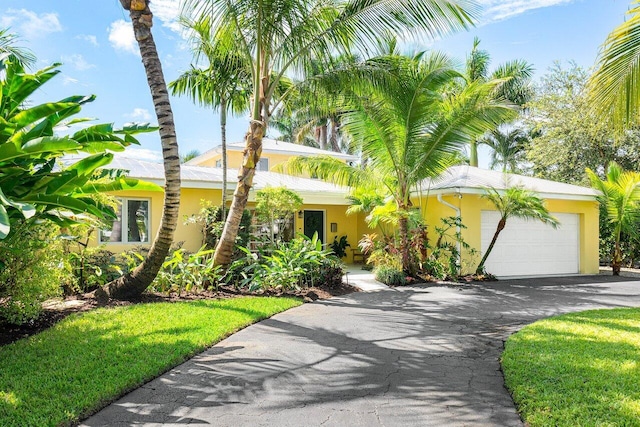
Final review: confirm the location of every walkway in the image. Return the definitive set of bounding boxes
[83,275,640,426]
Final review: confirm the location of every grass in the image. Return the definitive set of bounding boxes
[502,307,640,427]
[0,296,301,427]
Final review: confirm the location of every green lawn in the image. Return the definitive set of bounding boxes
[502,307,640,426]
[0,297,301,427]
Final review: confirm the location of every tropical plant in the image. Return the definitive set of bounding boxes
[526,62,640,185]
[587,162,640,275]
[170,15,251,218]
[151,246,222,294]
[0,28,35,68]
[424,216,476,280]
[224,233,337,290]
[185,200,253,252]
[480,127,530,173]
[181,0,482,267]
[103,1,182,300]
[589,1,640,130]
[463,37,534,166]
[330,235,351,258]
[374,265,407,286]
[254,187,303,242]
[0,60,160,240]
[282,52,515,272]
[476,187,559,275]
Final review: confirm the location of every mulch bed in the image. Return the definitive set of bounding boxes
[0,282,358,347]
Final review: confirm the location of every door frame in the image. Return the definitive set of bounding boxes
[302,209,326,244]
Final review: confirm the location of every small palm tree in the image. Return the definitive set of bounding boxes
[0,28,35,68]
[480,127,530,173]
[476,187,559,275]
[589,2,640,129]
[587,162,640,275]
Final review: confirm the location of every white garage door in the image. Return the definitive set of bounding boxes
[480,211,580,277]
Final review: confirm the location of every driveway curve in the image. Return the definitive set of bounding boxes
[83,276,640,426]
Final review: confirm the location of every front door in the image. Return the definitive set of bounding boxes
[303,210,325,244]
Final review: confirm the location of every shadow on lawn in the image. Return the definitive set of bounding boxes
[82,276,640,426]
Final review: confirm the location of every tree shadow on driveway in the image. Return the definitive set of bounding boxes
[82,276,640,427]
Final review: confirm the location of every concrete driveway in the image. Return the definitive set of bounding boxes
[82,276,640,426]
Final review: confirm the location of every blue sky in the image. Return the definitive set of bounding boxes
[0,0,632,166]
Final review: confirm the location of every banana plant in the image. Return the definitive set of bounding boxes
[0,59,161,238]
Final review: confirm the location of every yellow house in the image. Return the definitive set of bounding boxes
[98,142,600,277]
[417,166,600,277]
[97,149,368,264]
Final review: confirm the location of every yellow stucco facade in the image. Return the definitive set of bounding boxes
[418,193,600,275]
[94,187,369,264]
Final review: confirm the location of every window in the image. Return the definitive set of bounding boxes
[99,199,150,244]
[257,158,269,171]
[215,159,222,168]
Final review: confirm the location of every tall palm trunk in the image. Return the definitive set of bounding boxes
[476,217,506,274]
[220,97,228,219]
[613,227,622,275]
[330,118,340,152]
[103,0,181,300]
[469,139,479,167]
[398,213,410,273]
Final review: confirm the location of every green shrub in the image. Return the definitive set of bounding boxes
[374,266,407,286]
[151,247,223,294]
[225,233,344,291]
[329,235,351,258]
[0,222,72,324]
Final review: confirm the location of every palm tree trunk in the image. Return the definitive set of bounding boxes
[330,118,340,152]
[613,235,622,276]
[470,139,479,167]
[398,207,410,273]
[213,118,265,265]
[220,98,228,220]
[476,217,506,274]
[319,123,328,150]
[102,0,181,300]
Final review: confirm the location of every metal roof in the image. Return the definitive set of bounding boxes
[420,166,598,200]
[107,157,350,204]
[186,138,358,165]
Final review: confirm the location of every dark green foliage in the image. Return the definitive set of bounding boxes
[424,216,476,280]
[225,233,344,291]
[151,247,223,294]
[330,235,351,258]
[374,266,407,286]
[0,60,160,239]
[187,201,252,254]
[0,221,72,324]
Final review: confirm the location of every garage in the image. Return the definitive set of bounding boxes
[480,211,580,277]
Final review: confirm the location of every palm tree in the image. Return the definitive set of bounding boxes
[587,162,640,275]
[476,187,559,275]
[589,2,640,130]
[480,127,530,173]
[169,15,250,219]
[464,37,534,166]
[182,0,481,266]
[0,28,35,68]
[102,0,182,300]
[281,52,515,272]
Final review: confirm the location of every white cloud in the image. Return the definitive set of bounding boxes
[149,0,182,33]
[61,54,95,71]
[0,9,62,39]
[115,148,163,163]
[76,34,98,47]
[478,0,574,23]
[126,108,153,121]
[62,76,79,86]
[108,20,138,55]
